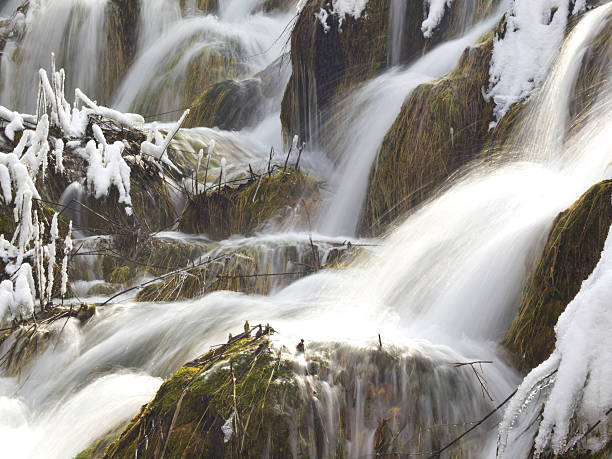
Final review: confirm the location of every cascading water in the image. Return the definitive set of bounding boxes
[113,1,292,118]
[1,0,611,458]
[317,11,502,236]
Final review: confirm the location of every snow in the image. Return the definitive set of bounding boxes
[140,109,189,170]
[14,263,35,317]
[0,61,193,321]
[221,412,235,443]
[486,0,576,123]
[76,89,144,130]
[86,139,133,214]
[309,0,368,31]
[0,106,25,141]
[0,280,14,320]
[498,224,612,457]
[422,0,453,38]
[0,164,12,203]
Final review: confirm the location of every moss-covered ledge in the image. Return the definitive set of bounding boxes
[178,169,321,239]
[360,33,495,235]
[504,180,612,371]
[102,325,301,458]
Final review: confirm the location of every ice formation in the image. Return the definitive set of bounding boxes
[0,64,184,322]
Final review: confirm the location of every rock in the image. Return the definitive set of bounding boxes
[185,56,291,130]
[569,14,612,121]
[184,79,266,130]
[103,327,301,458]
[504,180,612,371]
[280,0,392,145]
[280,0,498,146]
[104,328,491,457]
[360,32,496,235]
[178,169,321,239]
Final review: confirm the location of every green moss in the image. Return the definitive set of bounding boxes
[136,238,321,302]
[178,169,320,239]
[103,326,301,458]
[107,266,131,285]
[504,180,612,371]
[179,0,218,14]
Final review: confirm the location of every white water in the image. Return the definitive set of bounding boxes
[0,1,611,458]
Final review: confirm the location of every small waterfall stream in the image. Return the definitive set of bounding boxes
[0,1,611,458]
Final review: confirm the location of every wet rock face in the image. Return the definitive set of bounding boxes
[185,79,266,130]
[279,0,499,147]
[186,55,291,130]
[280,0,393,145]
[504,180,612,371]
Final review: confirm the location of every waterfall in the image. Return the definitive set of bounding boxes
[387,0,408,66]
[0,1,611,458]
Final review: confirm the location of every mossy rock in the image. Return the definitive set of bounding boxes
[260,0,295,13]
[107,266,131,285]
[74,425,124,459]
[184,79,265,130]
[103,326,302,458]
[178,169,321,239]
[504,180,612,371]
[93,237,208,286]
[185,55,290,130]
[103,327,490,458]
[127,35,246,120]
[360,33,495,235]
[280,0,498,145]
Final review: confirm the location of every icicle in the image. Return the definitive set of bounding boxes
[0,279,15,321]
[0,164,12,204]
[45,213,58,303]
[53,138,64,173]
[60,221,72,297]
[14,263,35,317]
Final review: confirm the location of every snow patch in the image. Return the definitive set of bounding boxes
[498,223,612,456]
[422,0,454,38]
[486,0,580,123]
[309,0,369,32]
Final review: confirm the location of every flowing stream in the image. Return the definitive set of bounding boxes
[0,1,611,458]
